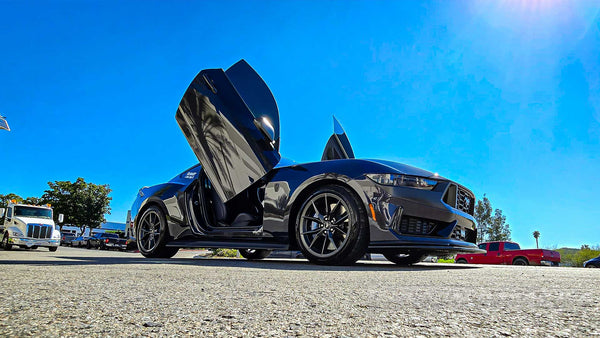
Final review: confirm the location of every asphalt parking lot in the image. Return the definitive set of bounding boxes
[0,247,598,337]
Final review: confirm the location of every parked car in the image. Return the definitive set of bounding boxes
[583,255,600,268]
[87,233,127,250]
[71,236,90,248]
[455,241,560,266]
[60,233,77,246]
[130,60,484,265]
[125,237,138,251]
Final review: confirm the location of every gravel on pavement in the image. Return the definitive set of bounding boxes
[0,247,598,337]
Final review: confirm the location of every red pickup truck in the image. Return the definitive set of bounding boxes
[455,241,560,266]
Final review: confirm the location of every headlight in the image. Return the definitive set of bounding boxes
[366,173,438,190]
[11,231,22,237]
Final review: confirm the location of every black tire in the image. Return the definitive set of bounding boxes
[384,252,427,266]
[31,246,38,250]
[238,249,272,260]
[136,205,179,258]
[295,185,369,265]
[2,233,12,251]
[49,247,58,252]
[456,258,468,264]
[513,258,528,266]
[86,241,92,249]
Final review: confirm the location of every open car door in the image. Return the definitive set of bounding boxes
[321,116,355,161]
[176,60,281,202]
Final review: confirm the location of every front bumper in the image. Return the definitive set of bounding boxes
[362,179,479,247]
[368,237,486,254]
[11,237,60,248]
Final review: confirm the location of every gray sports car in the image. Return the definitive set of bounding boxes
[131,60,484,265]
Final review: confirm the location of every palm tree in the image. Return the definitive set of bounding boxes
[533,230,541,249]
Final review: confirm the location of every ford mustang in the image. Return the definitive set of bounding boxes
[131,60,484,265]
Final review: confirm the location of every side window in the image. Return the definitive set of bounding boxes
[488,242,500,251]
[7,207,12,220]
[478,243,487,250]
[504,242,520,250]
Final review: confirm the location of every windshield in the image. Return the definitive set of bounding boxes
[14,206,52,219]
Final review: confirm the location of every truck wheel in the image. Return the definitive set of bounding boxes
[383,252,427,266]
[239,249,272,260]
[49,247,57,252]
[2,234,11,251]
[136,205,179,258]
[513,258,528,265]
[86,241,92,249]
[455,258,468,264]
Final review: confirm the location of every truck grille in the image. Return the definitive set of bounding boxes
[26,224,52,239]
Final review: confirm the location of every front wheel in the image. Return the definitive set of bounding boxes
[136,206,179,258]
[295,185,369,265]
[2,234,12,250]
[49,247,58,252]
[238,249,272,260]
[455,258,468,264]
[383,252,427,266]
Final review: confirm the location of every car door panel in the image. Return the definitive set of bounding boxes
[175,60,281,202]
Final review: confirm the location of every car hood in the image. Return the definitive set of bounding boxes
[15,216,55,226]
[363,159,440,178]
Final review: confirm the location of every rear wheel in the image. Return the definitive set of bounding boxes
[295,185,369,265]
[238,249,272,260]
[384,252,427,266]
[136,206,179,258]
[513,258,528,265]
[49,247,57,252]
[2,233,12,250]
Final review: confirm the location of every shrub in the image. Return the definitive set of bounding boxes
[557,247,600,267]
[211,248,239,257]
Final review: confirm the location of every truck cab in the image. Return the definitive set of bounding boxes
[0,202,63,251]
[455,241,560,266]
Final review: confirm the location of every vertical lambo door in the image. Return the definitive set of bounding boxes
[176,60,281,202]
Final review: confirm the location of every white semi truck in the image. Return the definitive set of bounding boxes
[0,202,63,251]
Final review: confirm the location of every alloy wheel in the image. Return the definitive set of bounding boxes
[138,209,162,252]
[298,192,352,258]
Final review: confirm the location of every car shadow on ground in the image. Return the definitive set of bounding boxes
[0,254,481,272]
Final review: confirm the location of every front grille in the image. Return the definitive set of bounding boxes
[393,216,437,235]
[456,188,474,215]
[26,224,52,239]
[451,225,477,243]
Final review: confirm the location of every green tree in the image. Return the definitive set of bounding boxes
[0,193,23,208]
[533,230,540,249]
[474,194,492,243]
[23,196,43,205]
[41,178,112,234]
[487,208,511,241]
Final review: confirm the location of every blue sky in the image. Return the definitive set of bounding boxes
[1,1,599,249]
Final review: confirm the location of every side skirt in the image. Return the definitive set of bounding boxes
[165,239,288,250]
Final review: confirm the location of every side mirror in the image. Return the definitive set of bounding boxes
[58,214,64,223]
[254,117,275,146]
[0,208,4,218]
